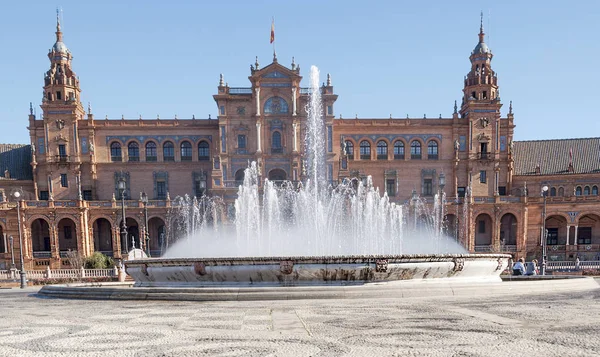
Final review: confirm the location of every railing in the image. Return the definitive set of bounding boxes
[150,250,163,257]
[33,251,51,258]
[501,245,517,252]
[300,87,311,94]
[229,87,253,94]
[546,260,600,271]
[0,268,117,281]
[474,245,493,252]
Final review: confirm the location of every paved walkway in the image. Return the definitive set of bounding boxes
[0,281,599,356]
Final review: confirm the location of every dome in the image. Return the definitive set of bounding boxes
[472,41,490,55]
[52,41,69,53]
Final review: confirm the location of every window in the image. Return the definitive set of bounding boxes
[60,174,68,187]
[480,143,489,159]
[163,142,174,161]
[110,142,122,162]
[264,96,289,114]
[593,186,599,195]
[386,179,395,196]
[546,228,558,245]
[483,90,487,99]
[181,141,192,161]
[427,141,438,160]
[198,141,210,161]
[39,191,49,200]
[219,106,225,115]
[498,186,506,196]
[471,91,476,99]
[58,144,67,158]
[345,140,354,160]
[393,141,405,160]
[157,181,166,199]
[423,178,433,196]
[359,141,371,160]
[238,135,247,149]
[47,92,52,101]
[83,190,92,200]
[558,187,564,196]
[56,91,62,100]
[550,187,557,196]
[410,141,421,160]
[478,220,486,234]
[64,226,72,240]
[128,142,139,162]
[272,132,282,153]
[584,186,590,195]
[376,141,388,160]
[457,187,466,198]
[480,170,487,184]
[578,227,592,245]
[146,142,157,162]
[327,105,333,115]
[576,186,582,196]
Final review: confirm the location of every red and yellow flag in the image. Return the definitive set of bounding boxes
[270,19,275,44]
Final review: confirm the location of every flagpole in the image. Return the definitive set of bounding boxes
[271,17,276,60]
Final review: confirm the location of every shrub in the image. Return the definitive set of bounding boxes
[84,252,115,269]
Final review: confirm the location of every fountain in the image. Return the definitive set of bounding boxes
[125,66,509,287]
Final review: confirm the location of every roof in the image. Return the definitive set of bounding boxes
[0,144,33,180]
[513,137,600,176]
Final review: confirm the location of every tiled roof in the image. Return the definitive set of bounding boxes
[514,137,600,176]
[0,144,33,180]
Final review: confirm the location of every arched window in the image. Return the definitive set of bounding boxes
[198,141,210,161]
[264,96,289,114]
[427,141,438,160]
[394,141,405,160]
[110,142,122,162]
[584,186,590,195]
[576,186,582,196]
[376,141,388,160]
[145,142,157,162]
[359,140,371,160]
[592,185,599,195]
[272,131,282,153]
[558,187,564,196]
[163,142,174,161]
[550,187,557,196]
[345,140,354,160]
[410,141,421,160]
[127,142,139,162]
[180,141,192,161]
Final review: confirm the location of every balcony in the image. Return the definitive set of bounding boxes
[271,148,283,154]
[33,251,52,259]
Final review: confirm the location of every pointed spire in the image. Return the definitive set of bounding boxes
[255,56,260,70]
[55,8,63,43]
[219,73,224,87]
[88,102,92,114]
[454,100,458,114]
[478,11,485,43]
[509,101,513,115]
[291,57,296,70]
[327,73,332,86]
[29,102,34,115]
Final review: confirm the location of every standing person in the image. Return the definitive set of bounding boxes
[575,257,581,270]
[525,259,538,276]
[512,258,526,276]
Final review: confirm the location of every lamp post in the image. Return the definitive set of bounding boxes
[8,235,15,269]
[541,185,549,275]
[118,177,128,256]
[12,190,26,289]
[141,191,150,257]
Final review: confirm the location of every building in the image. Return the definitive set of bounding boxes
[0,15,599,270]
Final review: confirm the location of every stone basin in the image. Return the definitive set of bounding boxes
[125,254,511,287]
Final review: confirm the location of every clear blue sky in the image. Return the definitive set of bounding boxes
[2,1,599,144]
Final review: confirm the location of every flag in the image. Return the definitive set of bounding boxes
[270,19,275,44]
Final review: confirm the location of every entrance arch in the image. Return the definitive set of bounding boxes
[545,215,568,245]
[92,218,113,255]
[57,218,77,253]
[500,213,518,246]
[118,218,140,251]
[235,169,245,186]
[31,218,51,256]
[474,214,493,248]
[577,214,600,246]
[148,217,166,256]
[268,168,287,182]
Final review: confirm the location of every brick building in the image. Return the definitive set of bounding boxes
[0,16,599,269]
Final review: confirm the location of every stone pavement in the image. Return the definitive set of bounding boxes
[0,281,599,357]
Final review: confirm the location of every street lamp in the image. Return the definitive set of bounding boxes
[12,190,26,289]
[541,185,549,275]
[141,191,150,257]
[118,177,128,256]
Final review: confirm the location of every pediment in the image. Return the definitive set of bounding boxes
[262,71,289,79]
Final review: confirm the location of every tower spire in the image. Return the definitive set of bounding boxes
[478,11,485,43]
[56,8,63,42]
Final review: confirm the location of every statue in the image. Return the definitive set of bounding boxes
[89,142,95,153]
[454,139,460,152]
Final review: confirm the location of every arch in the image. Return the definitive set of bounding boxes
[344,140,355,160]
[558,187,564,196]
[359,140,371,160]
[427,140,439,160]
[393,140,405,160]
[92,218,113,254]
[57,217,77,252]
[180,141,192,161]
[127,141,139,162]
[376,140,388,160]
[110,142,122,162]
[593,186,599,195]
[576,186,582,196]
[31,218,51,254]
[500,213,518,246]
[268,168,287,181]
[163,141,175,161]
[0,225,4,254]
[410,140,422,160]
[550,187,557,196]
[264,96,289,114]
[443,214,459,240]
[474,213,493,247]
[148,217,167,256]
[271,131,282,153]
[545,214,568,245]
[584,186,591,195]
[145,141,157,162]
[234,169,246,186]
[576,214,600,246]
[198,141,210,161]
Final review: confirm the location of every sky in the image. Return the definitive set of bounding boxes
[2,0,600,144]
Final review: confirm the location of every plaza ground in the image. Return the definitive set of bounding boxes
[0,280,599,356]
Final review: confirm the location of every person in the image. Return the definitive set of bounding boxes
[512,258,526,276]
[525,259,538,276]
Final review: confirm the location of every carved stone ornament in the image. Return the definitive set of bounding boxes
[375,259,388,273]
[236,106,246,115]
[56,119,65,130]
[453,258,465,272]
[496,258,504,271]
[193,262,207,276]
[479,117,489,128]
[279,261,294,275]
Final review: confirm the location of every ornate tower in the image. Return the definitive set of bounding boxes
[36,12,85,200]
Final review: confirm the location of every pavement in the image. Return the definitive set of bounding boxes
[0,280,599,356]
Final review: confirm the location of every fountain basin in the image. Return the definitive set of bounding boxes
[125,254,510,287]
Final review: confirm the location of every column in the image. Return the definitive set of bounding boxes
[256,123,262,152]
[566,225,570,246]
[574,225,578,246]
[292,123,298,152]
[255,87,260,114]
[292,87,297,116]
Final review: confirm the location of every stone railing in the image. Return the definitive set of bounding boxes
[546,260,600,271]
[0,267,118,281]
